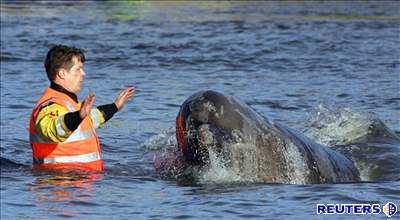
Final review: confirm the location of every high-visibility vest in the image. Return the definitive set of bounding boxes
[29,87,103,171]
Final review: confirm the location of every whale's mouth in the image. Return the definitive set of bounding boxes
[176,115,209,165]
[176,115,187,155]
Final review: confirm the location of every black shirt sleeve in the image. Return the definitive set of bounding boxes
[97,103,118,122]
[64,111,82,131]
[63,103,118,131]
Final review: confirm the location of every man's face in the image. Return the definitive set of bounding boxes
[64,56,85,93]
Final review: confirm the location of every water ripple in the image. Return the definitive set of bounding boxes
[2,1,399,219]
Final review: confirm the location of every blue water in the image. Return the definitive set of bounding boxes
[1,1,399,219]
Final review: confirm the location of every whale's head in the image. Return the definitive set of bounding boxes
[176,90,264,165]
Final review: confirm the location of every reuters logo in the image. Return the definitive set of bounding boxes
[383,202,397,218]
[317,202,397,217]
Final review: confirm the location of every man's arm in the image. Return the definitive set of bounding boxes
[35,87,134,143]
[88,86,135,128]
[34,103,73,142]
[95,103,118,127]
[35,102,119,142]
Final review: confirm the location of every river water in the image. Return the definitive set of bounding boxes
[1,1,399,219]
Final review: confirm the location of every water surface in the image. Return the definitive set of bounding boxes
[1,1,399,219]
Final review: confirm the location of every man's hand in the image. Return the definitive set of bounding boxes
[114,86,135,111]
[80,93,96,119]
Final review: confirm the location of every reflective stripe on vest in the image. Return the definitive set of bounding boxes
[30,128,94,144]
[33,152,101,164]
[55,116,67,137]
[64,100,76,112]
[65,126,94,143]
[90,109,101,129]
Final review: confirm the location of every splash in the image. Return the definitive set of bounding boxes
[303,104,400,182]
[283,141,309,184]
[198,146,244,185]
[148,128,260,184]
[143,127,176,151]
[304,104,393,146]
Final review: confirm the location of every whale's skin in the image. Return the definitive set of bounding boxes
[175,90,360,184]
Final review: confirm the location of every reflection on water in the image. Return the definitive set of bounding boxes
[1,1,399,219]
[30,170,102,203]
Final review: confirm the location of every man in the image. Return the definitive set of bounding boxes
[29,45,135,171]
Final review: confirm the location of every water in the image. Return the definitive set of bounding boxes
[1,1,400,219]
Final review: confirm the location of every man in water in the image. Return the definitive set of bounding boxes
[29,45,134,171]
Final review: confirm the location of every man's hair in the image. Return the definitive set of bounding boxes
[44,45,85,81]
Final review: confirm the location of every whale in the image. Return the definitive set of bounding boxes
[303,106,400,182]
[172,90,361,184]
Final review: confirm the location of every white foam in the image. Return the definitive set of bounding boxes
[352,157,375,181]
[198,147,244,184]
[144,127,176,150]
[283,141,309,184]
[304,104,375,146]
[198,130,267,184]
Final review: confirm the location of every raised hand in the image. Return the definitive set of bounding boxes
[114,86,135,111]
[79,93,96,119]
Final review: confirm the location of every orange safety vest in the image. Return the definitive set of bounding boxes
[29,87,103,171]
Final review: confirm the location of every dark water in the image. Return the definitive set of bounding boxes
[1,1,400,219]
